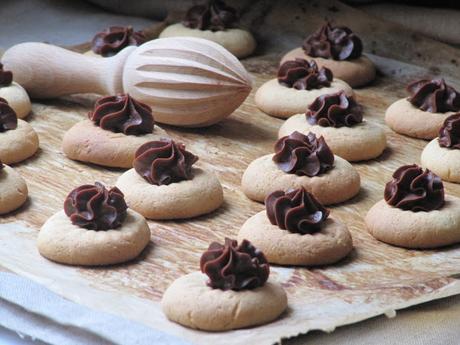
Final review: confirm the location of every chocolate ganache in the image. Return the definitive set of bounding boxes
[439,113,460,149]
[183,0,238,32]
[91,26,146,57]
[64,182,128,230]
[407,78,460,113]
[0,98,17,132]
[0,63,13,86]
[302,22,363,61]
[88,94,154,135]
[384,164,444,212]
[265,188,330,234]
[273,131,334,177]
[200,238,269,291]
[277,59,333,90]
[306,91,363,127]
[133,139,198,185]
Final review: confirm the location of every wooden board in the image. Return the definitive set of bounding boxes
[1,49,460,344]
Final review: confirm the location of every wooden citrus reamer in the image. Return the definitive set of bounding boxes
[2,37,253,127]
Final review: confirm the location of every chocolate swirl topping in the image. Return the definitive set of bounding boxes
[183,0,238,32]
[278,59,333,90]
[302,23,363,61]
[91,26,146,57]
[266,188,329,234]
[0,63,13,86]
[200,238,269,291]
[88,94,154,135]
[273,131,334,177]
[0,98,17,132]
[439,113,460,149]
[384,164,444,212]
[306,91,363,127]
[64,182,128,230]
[406,78,460,113]
[133,139,198,186]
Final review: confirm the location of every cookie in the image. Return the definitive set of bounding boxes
[159,23,256,58]
[37,209,150,266]
[421,139,460,183]
[116,168,224,219]
[0,119,39,164]
[385,98,454,139]
[0,82,31,119]
[161,271,287,331]
[255,78,353,119]
[62,119,168,168]
[242,153,360,204]
[0,164,28,214]
[279,114,386,162]
[366,196,460,249]
[238,211,352,266]
[281,48,375,88]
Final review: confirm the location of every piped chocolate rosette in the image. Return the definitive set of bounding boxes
[306,91,363,127]
[0,63,13,86]
[302,22,363,61]
[182,0,238,32]
[407,78,460,113]
[265,188,329,234]
[438,113,460,149]
[277,58,333,90]
[64,182,128,230]
[0,97,17,132]
[384,164,444,212]
[133,139,198,185]
[88,94,154,135]
[91,26,146,57]
[273,131,334,177]
[200,237,269,291]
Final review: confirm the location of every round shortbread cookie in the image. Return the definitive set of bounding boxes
[0,119,39,164]
[62,119,168,168]
[238,211,353,266]
[0,165,28,214]
[255,78,354,119]
[385,98,455,140]
[280,48,376,88]
[116,168,224,219]
[159,23,256,58]
[161,271,287,331]
[37,209,151,266]
[0,82,32,119]
[421,139,460,183]
[241,154,360,204]
[278,114,386,162]
[366,196,460,248]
